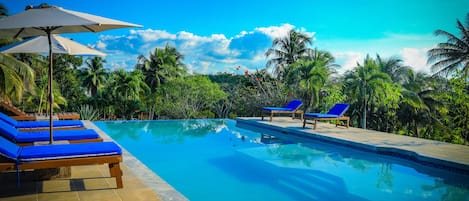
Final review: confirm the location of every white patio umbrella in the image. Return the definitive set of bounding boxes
[0,34,106,56]
[0,4,141,144]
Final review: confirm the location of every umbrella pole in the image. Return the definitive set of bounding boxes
[47,32,54,144]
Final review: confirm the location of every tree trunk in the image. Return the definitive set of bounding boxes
[362,97,367,129]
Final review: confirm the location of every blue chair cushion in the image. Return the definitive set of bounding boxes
[15,129,100,143]
[262,100,303,112]
[0,136,20,160]
[15,120,83,129]
[0,112,18,127]
[19,142,121,162]
[0,119,20,141]
[284,100,303,110]
[327,104,350,116]
[262,107,292,111]
[304,113,340,118]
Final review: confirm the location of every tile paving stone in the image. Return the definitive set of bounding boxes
[77,189,121,201]
[116,188,162,201]
[40,180,71,192]
[0,194,37,201]
[37,192,79,201]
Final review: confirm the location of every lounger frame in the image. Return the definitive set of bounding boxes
[303,116,350,129]
[0,155,123,188]
[261,109,304,122]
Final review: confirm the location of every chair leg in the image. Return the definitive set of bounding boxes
[314,119,317,130]
[270,114,273,121]
[303,119,306,128]
[109,163,123,188]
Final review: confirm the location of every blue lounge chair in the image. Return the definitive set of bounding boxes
[0,120,102,145]
[303,103,350,129]
[261,99,304,121]
[0,136,123,188]
[0,112,83,130]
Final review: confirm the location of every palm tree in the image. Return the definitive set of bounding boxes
[285,49,338,111]
[344,55,392,129]
[398,72,441,137]
[265,29,313,79]
[376,55,412,84]
[427,13,469,80]
[0,6,36,103]
[109,69,150,119]
[79,57,107,97]
[136,43,185,91]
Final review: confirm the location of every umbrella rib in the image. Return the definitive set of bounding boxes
[82,25,98,33]
[13,28,25,38]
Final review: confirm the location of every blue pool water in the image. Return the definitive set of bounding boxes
[94,119,469,201]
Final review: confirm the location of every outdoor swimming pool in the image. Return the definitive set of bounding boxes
[94,119,469,201]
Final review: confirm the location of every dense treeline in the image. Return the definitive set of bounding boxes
[0,5,467,145]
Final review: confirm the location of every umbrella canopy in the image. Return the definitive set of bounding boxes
[0,34,105,56]
[0,4,141,144]
[0,4,141,38]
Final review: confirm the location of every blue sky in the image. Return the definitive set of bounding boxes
[2,0,468,74]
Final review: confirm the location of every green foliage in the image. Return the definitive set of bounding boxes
[153,75,226,119]
[79,104,100,120]
[265,29,313,79]
[79,57,107,97]
[437,76,469,144]
[0,53,35,102]
[427,13,469,80]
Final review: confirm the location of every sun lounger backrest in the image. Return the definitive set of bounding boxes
[284,100,303,111]
[0,112,18,126]
[0,135,20,160]
[327,103,350,116]
[0,120,19,141]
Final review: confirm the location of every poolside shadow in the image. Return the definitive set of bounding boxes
[208,151,367,201]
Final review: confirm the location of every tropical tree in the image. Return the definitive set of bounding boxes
[285,49,338,111]
[79,56,107,97]
[265,29,313,79]
[136,43,186,91]
[343,55,392,129]
[109,69,150,119]
[398,72,442,138]
[376,55,412,84]
[427,13,469,80]
[154,75,226,119]
[0,53,35,102]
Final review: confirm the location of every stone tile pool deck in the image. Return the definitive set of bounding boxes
[236,117,469,173]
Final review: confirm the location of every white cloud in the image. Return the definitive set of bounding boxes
[400,48,431,73]
[333,51,365,74]
[255,23,316,41]
[130,29,176,41]
[96,40,107,49]
[92,24,382,75]
[256,24,295,39]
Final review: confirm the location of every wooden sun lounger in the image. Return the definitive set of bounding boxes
[303,115,350,130]
[0,155,123,188]
[0,99,80,120]
[261,109,304,121]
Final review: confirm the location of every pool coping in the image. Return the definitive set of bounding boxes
[83,120,189,201]
[235,117,469,174]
